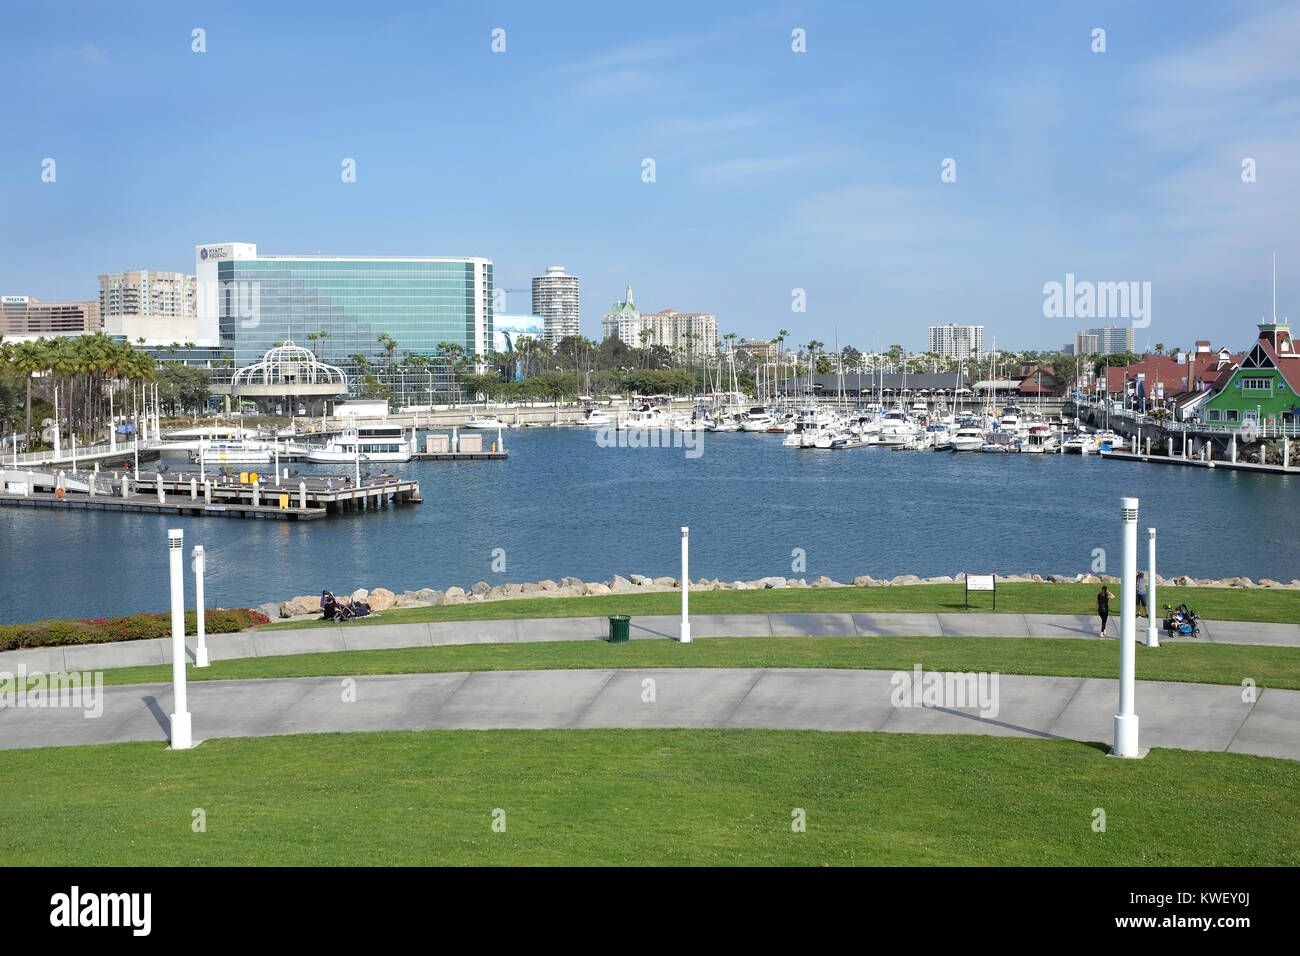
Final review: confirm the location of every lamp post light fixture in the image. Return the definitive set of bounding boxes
[679,526,691,643]
[1112,497,1142,758]
[168,529,193,749]
[193,545,209,667]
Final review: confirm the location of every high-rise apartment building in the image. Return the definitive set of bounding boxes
[531,266,580,344]
[927,324,985,360]
[601,285,718,358]
[1076,325,1133,355]
[99,269,198,343]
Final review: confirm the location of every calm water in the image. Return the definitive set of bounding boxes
[1,428,1297,624]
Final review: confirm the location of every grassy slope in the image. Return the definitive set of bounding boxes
[254,583,1300,630]
[0,730,1293,866]
[100,634,1300,690]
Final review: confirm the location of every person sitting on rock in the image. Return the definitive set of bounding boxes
[320,590,339,620]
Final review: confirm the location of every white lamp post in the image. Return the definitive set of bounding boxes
[168,529,193,749]
[679,526,691,643]
[1112,497,1141,757]
[1146,528,1159,647]
[53,386,61,458]
[109,390,116,453]
[193,545,209,667]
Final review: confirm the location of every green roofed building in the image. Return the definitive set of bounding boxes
[1201,323,1300,435]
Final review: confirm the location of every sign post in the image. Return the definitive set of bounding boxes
[965,573,996,609]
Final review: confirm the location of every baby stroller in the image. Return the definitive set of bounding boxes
[1162,603,1201,638]
[331,599,372,622]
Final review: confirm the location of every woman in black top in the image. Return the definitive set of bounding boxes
[1098,586,1114,638]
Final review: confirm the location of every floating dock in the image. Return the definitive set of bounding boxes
[1100,450,1299,474]
[0,468,421,520]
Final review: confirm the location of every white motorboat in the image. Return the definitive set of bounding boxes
[620,404,671,430]
[1094,429,1122,450]
[740,407,775,432]
[1062,432,1100,455]
[950,424,985,452]
[305,426,412,463]
[783,406,835,447]
[576,409,615,427]
[708,414,742,432]
[874,407,919,448]
[463,415,509,429]
[1021,423,1060,454]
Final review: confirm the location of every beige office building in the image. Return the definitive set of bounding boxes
[1,296,102,335]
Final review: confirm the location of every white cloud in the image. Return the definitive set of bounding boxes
[80,44,106,62]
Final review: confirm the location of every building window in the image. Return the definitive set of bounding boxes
[1225,409,1240,422]
[1206,409,1221,421]
[1241,377,1272,391]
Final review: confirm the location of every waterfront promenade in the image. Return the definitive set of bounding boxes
[3,611,1294,675]
[2,666,1295,761]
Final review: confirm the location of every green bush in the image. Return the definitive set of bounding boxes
[0,609,270,651]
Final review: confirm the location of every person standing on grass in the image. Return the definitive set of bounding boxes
[1098,585,1115,638]
[1136,571,1148,616]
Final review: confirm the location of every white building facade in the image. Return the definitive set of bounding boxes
[927,324,985,360]
[532,266,580,344]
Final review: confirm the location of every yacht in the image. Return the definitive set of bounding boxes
[996,405,1027,439]
[463,415,509,430]
[620,403,671,430]
[1094,429,1122,450]
[707,412,742,432]
[783,406,835,447]
[950,424,985,452]
[1021,423,1060,454]
[576,407,615,427]
[305,426,412,463]
[740,407,775,432]
[873,407,919,448]
[1062,432,1100,455]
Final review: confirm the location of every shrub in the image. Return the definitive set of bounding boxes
[0,609,270,650]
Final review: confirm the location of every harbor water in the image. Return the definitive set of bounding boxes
[1,427,1297,624]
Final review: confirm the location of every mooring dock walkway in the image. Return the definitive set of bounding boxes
[2,612,1296,675]
[1,668,1296,761]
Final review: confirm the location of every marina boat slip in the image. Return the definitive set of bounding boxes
[305,426,413,464]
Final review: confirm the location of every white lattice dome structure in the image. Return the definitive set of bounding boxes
[231,341,349,390]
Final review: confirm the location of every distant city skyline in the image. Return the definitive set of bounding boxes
[3,1,1298,354]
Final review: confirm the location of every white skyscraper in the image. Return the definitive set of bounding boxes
[532,266,580,344]
[927,324,985,360]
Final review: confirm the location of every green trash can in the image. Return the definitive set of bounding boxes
[607,614,631,643]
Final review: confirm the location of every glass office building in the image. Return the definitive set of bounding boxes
[195,243,494,396]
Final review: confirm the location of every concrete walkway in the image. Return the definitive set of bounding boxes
[1,668,1295,761]
[1,612,1296,675]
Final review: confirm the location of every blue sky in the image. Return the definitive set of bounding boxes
[2,0,1297,353]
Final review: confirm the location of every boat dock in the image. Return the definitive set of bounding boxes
[1100,449,1300,474]
[0,468,422,520]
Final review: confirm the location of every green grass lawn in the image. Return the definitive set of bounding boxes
[100,634,1300,690]
[254,582,1300,630]
[0,730,1293,865]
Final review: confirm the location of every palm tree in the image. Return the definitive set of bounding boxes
[11,340,46,450]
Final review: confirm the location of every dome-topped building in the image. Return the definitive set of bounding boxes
[227,341,349,415]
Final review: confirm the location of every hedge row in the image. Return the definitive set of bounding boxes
[0,608,271,652]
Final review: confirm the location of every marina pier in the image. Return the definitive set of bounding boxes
[0,467,421,521]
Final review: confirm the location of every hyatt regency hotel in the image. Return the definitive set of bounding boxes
[195,242,495,398]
